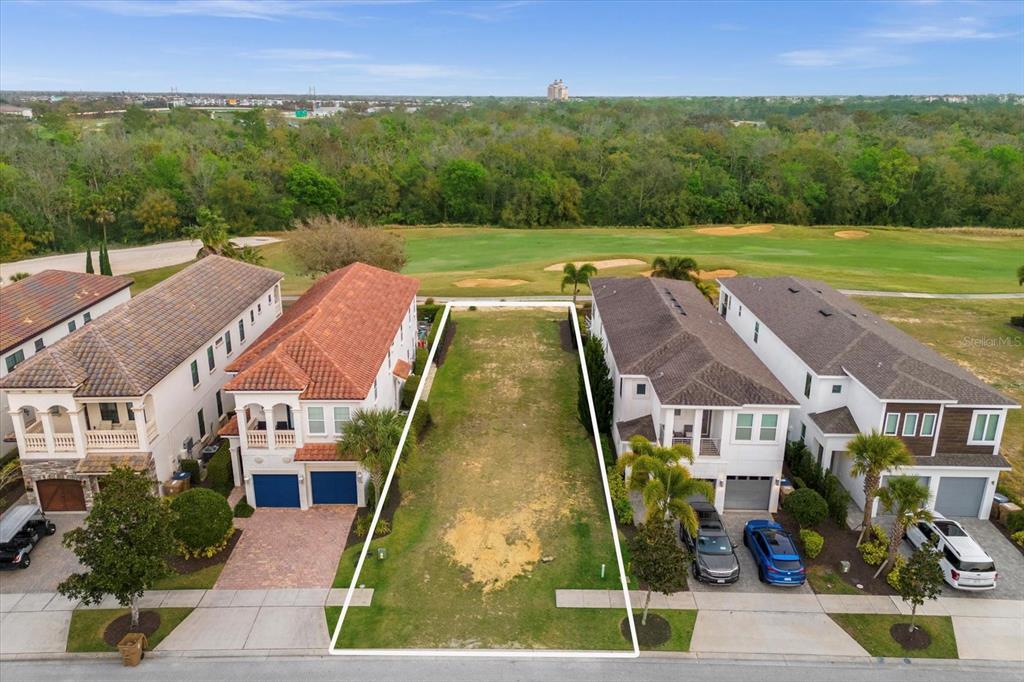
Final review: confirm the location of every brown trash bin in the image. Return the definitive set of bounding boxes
[117,633,148,666]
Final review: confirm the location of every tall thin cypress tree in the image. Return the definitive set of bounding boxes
[85,246,94,274]
[99,242,113,276]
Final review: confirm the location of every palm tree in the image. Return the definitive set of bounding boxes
[226,244,265,265]
[337,409,405,509]
[617,436,713,536]
[873,475,933,579]
[650,256,698,281]
[561,262,597,307]
[848,430,912,545]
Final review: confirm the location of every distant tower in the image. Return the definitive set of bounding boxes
[546,79,569,101]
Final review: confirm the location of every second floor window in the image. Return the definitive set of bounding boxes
[99,402,120,424]
[207,346,215,372]
[902,413,919,437]
[803,373,812,398]
[5,349,25,372]
[333,406,350,433]
[921,413,937,437]
[735,414,754,441]
[238,319,246,342]
[190,360,200,387]
[759,414,778,441]
[215,390,223,417]
[753,321,760,343]
[308,407,325,434]
[68,320,76,333]
[883,413,899,435]
[970,412,1000,444]
[636,383,647,396]
[197,408,206,438]
[34,338,44,352]
[224,331,232,355]
[83,312,92,324]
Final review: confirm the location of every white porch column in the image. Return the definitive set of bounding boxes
[8,410,28,457]
[692,409,703,457]
[661,408,675,448]
[236,408,249,452]
[68,409,88,458]
[229,441,242,486]
[39,410,56,453]
[293,404,304,448]
[263,406,276,449]
[133,403,150,451]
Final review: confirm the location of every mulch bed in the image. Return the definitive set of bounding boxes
[557,318,576,352]
[434,320,457,367]
[775,510,894,595]
[621,613,671,647]
[102,610,161,647]
[989,514,1024,558]
[165,528,242,574]
[0,481,26,510]
[890,622,931,650]
[344,477,402,548]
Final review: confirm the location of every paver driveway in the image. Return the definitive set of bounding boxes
[214,507,355,590]
[0,513,85,594]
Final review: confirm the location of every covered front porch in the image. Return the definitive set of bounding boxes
[14,397,158,455]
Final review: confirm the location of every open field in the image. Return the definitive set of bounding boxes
[332,308,628,650]
[125,224,1023,297]
[858,297,1024,499]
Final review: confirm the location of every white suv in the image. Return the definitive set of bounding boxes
[906,514,997,591]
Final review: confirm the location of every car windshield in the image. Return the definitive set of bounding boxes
[960,561,996,573]
[775,559,803,571]
[697,534,733,555]
[934,521,967,537]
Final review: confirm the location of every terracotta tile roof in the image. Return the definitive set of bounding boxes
[75,453,152,474]
[219,414,239,437]
[0,270,133,354]
[225,262,418,400]
[392,359,412,380]
[294,443,360,462]
[592,277,797,407]
[0,257,282,396]
[724,277,1017,406]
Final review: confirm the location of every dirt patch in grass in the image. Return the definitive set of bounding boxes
[890,622,931,650]
[103,610,161,647]
[835,230,870,239]
[622,613,671,647]
[443,509,543,592]
[543,258,646,272]
[695,268,738,280]
[165,528,241,574]
[695,224,774,236]
[453,278,528,288]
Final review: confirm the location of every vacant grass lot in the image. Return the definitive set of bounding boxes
[829,613,958,659]
[332,309,627,650]
[858,297,1024,500]
[127,224,1023,297]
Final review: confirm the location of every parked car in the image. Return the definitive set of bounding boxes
[680,501,740,584]
[743,519,806,586]
[906,514,997,591]
[0,504,57,570]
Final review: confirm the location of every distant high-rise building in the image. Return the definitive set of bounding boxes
[547,79,569,101]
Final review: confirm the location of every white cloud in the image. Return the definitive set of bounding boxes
[778,46,908,69]
[867,24,1013,42]
[244,48,365,60]
[438,0,535,22]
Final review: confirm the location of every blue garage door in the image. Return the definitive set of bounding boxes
[252,474,300,508]
[311,471,358,505]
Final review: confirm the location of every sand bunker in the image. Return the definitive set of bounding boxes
[696,224,775,236]
[834,230,869,239]
[543,258,646,272]
[696,269,737,280]
[444,509,542,592]
[453,278,528,288]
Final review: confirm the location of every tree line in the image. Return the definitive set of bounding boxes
[1,97,1022,259]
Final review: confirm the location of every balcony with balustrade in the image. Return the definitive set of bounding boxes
[19,402,158,455]
[240,403,297,449]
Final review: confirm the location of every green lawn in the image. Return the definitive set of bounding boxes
[127,225,1023,297]
[806,566,862,596]
[829,613,959,659]
[150,563,225,590]
[66,607,194,652]
[333,309,627,650]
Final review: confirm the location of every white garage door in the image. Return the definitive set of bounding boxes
[724,476,772,510]
[934,477,987,517]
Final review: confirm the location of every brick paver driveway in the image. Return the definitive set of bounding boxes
[0,513,85,593]
[214,507,355,590]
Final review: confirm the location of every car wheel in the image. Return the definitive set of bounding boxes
[19,556,30,569]
[743,533,749,548]
[46,524,57,536]
[757,565,765,583]
[692,563,701,581]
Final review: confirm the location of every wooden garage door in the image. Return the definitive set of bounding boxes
[37,479,87,511]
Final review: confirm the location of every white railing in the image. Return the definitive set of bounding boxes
[86,430,140,450]
[276,431,295,447]
[23,433,47,452]
[672,436,722,457]
[247,431,267,448]
[246,430,295,448]
[52,433,77,452]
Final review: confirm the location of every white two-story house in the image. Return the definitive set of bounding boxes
[0,256,283,511]
[591,277,798,512]
[219,262,419,509]
[1,270,133,455]
[720,276,1019,519]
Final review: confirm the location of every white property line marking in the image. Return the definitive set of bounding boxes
[329,299,639,658]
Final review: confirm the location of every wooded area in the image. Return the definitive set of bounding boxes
[1,97,1021,258]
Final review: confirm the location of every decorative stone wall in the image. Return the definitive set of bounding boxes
[20,459,96,509]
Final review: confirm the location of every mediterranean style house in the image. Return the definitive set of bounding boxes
[219,262,419,509]
[0,257,283,511]
[1,270,133,456]
[719,276,1019,519]
[590,277,798,512]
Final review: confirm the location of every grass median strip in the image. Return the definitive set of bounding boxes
[66,607,194,652]
[828,613,958,659]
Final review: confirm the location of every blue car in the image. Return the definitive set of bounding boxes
[743,520,806,586]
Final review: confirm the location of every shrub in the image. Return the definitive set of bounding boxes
[233,497,254,518]
[1012,530,1024,547]
[822,473,851,527]
[374,519,391,537]
[412,346,428,375]
[859,524,890,566]
[205,445,233,496]
[170,488,234,558]
[885,554,907,590]
[418,303,441,323]
[799,529,824,559]
[288,215,406,275]
[791,476,806,489]
[607,468,634,526]
[401,374,421,410]
[1006,509,1024,535]
[179,458,200,479]
[782,487,828,528]
[1011,315,1024,329]
[600,433,616,468]
[411,401,432,441]
[354,514,391,538]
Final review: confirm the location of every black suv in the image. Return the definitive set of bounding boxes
[0,505,57,570]
[679,501,740,584]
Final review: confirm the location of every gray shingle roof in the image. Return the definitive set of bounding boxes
[616,415,657,442]
[1,256,282,397]
[592,277,797,407]
[724,276,1016,407]
[809,406,859,435]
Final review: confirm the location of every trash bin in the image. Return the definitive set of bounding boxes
[171,470,192,491]
[117,633,147,666]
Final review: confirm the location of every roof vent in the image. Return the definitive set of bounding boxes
[819,309,833,317]
[787,287,800,294]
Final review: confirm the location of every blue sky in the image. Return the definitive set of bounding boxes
[1,1,1022,95]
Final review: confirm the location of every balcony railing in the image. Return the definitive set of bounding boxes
[23,433,47,452]
[247,431,267,448]
[246,429,296,448]
[86,429,140,450]
[672,435,721,457]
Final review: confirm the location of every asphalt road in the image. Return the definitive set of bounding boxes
[2,655,1021,682]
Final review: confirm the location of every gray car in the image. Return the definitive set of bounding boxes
[680,502,740,584]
